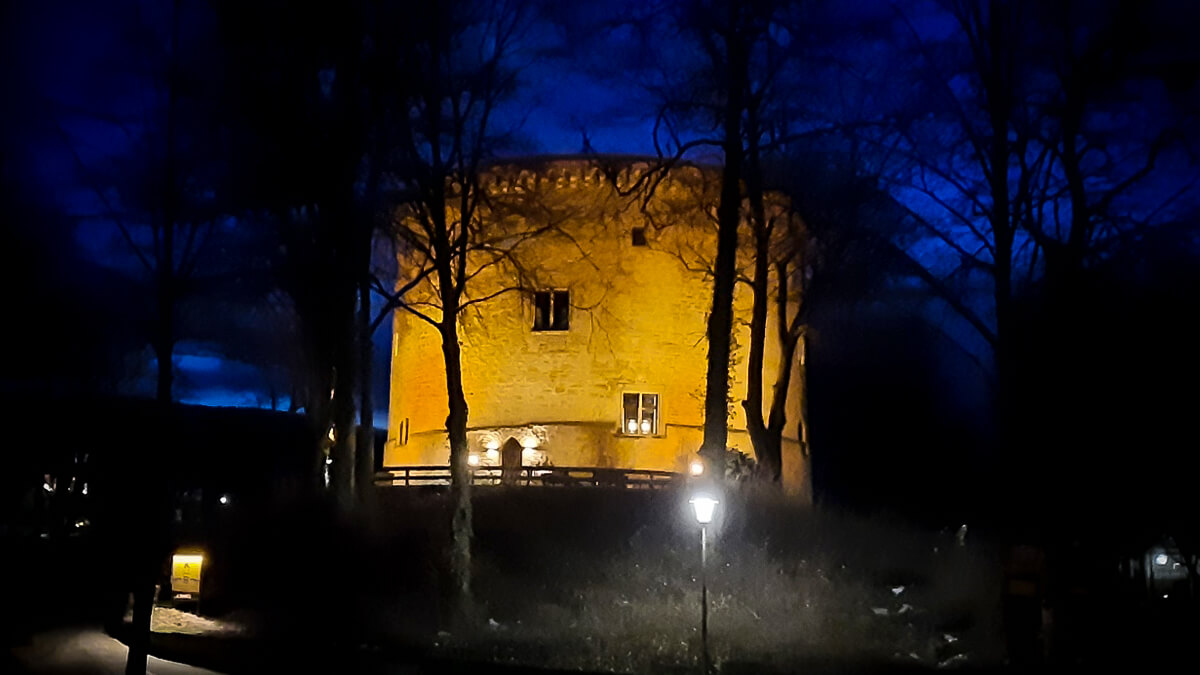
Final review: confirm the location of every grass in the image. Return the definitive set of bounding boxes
[203,486,1005,672]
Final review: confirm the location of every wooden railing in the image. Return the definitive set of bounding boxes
[375,465,682,490]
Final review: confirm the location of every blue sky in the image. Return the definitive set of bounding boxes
[11,0,1195,429]
[7,0,669,423]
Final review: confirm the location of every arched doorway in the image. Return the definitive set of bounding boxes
[500,437,523,486]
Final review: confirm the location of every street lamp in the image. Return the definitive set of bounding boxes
[690,495,718,674]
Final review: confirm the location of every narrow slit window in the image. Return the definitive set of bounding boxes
[552,290,570,330]
[631,227,648,246]
[533,290,569,331]
[534,292,551,330]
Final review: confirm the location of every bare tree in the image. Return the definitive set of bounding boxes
[739,203,807,482]
[373,0,536,624]
[1014,0,1199,298]
[837,0,1200,462]
[595,0,810,471]
[858,0,1028,447]
[638,166,808,484]
[46,0,231,670]
[215,0,395,505]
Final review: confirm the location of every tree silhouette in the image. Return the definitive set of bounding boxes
[374,0,537,623]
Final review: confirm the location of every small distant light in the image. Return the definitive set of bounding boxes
[218,494,230,506]
[325,457,333,465]
[627,419,638,433]
[1155,554,1169,566]
[1163,593,1169,599]
[81,483,88,496]
[468,454,480,466]
[640,419,651,434]
[690,460,705,476]
[43,482,54,493]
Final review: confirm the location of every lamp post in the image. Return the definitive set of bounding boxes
[690,495,718,674]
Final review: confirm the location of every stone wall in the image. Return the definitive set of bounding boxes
[386,158,809,498]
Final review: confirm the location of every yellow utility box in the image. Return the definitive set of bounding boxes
[170,553,204,601]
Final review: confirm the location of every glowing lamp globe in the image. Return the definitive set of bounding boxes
[689,460,705,476]
[690,495,718,525]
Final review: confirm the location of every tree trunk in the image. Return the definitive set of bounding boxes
[984,0,1016,488]
[122,465,158,675]
[795,334,812,499]
[741,229,772,476]
[701,21,746,468]
[128,232,174,675]
[354,137,383,505]
[762,317,801,484]
[330,317,358,510]
[355,280,375,504]
[796,333,810,461]
[308,369,334,494]
[154,335,173,405]
[327,200,360,508]
[127,3,180,667]
[740,110,779,481]
[124,577,154,675]
[440,317,473,626]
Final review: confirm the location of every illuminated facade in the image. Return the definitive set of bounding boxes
[386,156,809,496]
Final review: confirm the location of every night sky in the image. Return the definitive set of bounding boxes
[3,0,671,418]
[3,1,1198,518]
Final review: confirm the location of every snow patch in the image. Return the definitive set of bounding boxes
[150,606,242,635]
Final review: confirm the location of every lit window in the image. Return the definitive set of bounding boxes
[622,393,659,435]
[533,290,570,331]
[631,227,648,246]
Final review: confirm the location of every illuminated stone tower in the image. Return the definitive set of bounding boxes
[386,156,809,496]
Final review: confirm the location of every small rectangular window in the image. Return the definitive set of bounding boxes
[631,227,648,246]
[622,393,659,435]
[533,290,569,331]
